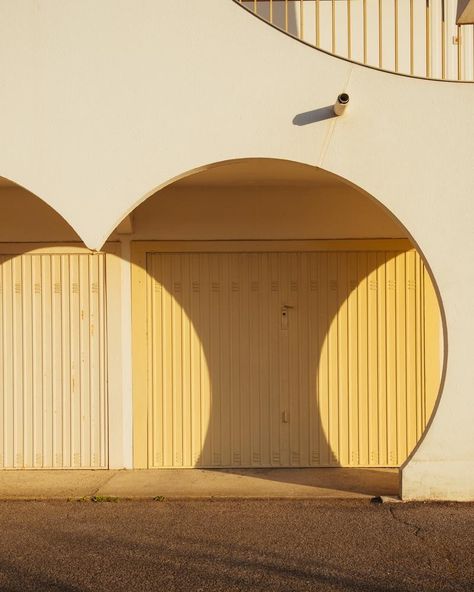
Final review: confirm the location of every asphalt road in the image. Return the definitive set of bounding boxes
[0,499,472,591]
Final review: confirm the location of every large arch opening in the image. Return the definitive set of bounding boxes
[0,177,109,469]
[117,159,444,493]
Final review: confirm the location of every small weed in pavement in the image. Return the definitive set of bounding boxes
[90,496,119,503]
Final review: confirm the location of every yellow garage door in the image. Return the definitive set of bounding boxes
[132,240,440,468]
[0,248,107,468]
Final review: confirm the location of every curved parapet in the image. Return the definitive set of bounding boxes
[0,0,472,498]
[236,0,474,81]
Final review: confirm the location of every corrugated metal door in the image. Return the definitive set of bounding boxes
[0,251,107,468]
[290,250,439,467]
[143,245,440,468]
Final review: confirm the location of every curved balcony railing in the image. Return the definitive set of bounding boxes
[236,1,474,81]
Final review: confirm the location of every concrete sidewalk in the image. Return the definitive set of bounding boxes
[0,468,398,500]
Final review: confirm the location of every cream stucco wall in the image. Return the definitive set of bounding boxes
[0,0,473,499]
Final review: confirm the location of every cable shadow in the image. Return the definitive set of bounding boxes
[293,106,337,125]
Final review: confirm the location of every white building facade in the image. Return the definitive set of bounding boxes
[0,0,473,500]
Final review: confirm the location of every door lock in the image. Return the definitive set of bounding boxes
[281,304,294,330]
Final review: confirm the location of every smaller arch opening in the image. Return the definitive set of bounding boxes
[0,177,80,243]
[0,176,108,470]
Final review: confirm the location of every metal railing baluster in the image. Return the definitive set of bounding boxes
[233,0,474,82]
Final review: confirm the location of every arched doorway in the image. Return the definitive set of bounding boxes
[113,159,444,475]
[0,177,109,469]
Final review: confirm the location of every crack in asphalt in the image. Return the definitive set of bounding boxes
[388,507,422,537]
[388,506,459,576]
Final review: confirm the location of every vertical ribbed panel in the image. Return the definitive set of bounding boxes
[300,250,440,467]
[146,248,440,468]
[0,252,107,468]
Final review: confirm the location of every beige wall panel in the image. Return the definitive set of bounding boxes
[134,240,441,469]
[0,250,107,469]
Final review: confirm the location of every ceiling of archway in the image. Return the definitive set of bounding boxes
[175,160,342,189]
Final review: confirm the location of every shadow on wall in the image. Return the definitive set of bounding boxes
[293,105,337,125]
[140,244,440,487]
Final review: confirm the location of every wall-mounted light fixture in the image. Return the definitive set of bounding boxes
[334,93,350,116]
